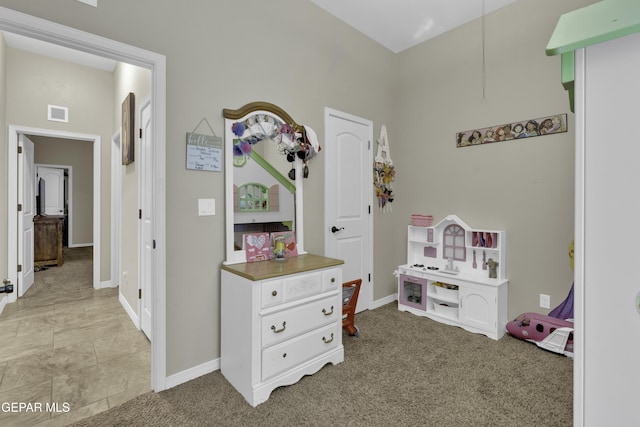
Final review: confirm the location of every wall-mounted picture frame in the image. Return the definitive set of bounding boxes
[456,113,567,148]
[122,92,135,165]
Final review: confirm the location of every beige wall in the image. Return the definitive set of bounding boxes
[392,0,596,318]
[32,136,93,244]
[0,0,596,377]
[5,47,114,281]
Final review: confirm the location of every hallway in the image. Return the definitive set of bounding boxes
[0,247,150,426]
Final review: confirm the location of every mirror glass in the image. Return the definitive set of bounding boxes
[223,102,306,264]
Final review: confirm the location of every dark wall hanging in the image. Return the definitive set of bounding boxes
[121,92,135,165]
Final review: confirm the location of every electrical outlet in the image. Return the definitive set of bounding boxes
[540,294,551,309]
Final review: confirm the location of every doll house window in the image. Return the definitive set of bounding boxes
[443,224,466,261]
[238,183,269,212]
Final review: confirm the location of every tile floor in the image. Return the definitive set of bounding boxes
[0,248,151,426]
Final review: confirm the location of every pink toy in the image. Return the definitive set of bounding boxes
[506,312,574,357]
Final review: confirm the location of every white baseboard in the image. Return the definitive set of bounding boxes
[68,243,93,248]
[371,293,397,309]
[119,291,140,330]
[165,358,220,390]
[98,280,117,289]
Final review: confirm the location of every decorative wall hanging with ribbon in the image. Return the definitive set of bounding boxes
[231,113,320,179]
[374,125,395,213]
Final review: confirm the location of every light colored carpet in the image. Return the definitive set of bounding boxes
[70,302,572,427]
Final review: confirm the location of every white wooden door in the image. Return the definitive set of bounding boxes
[324,108,373,313]
[139,100,153,340]
[18,134,35,296]
[36,166,65,215]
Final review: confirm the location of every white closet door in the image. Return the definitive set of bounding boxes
[37,166,65,215]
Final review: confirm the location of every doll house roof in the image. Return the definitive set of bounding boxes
[432,214,471,231]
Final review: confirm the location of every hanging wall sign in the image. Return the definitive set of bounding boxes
[186,132,222,171]
[456,113,567,148]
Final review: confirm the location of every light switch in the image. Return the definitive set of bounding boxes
[198,198,215,216]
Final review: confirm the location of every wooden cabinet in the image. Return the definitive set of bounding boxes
[34,215,64,267]
[221,254,344,406]
[398,215,508,340]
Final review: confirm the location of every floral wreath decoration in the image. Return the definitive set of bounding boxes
[374,125,395,213]
[231,114,320,178]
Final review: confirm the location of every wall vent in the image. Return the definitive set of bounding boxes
[48,105,69,123]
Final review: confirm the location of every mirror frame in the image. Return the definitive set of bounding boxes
[223,101,305,264]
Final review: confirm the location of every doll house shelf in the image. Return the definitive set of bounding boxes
[398,214,508,340]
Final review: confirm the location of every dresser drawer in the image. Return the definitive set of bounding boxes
[260,271,326,309]
[261,280,283,308]
[262,323,340,381]
[282,271,323,301]
[322,268,339,291]
[261,294,339,347]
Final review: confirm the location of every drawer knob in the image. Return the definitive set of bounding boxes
[322,306,334,316]
[282,353,287,358]
[271,321,286,333]
[331,277,336,283]
[322,333,334,344]
[272,290,278,297]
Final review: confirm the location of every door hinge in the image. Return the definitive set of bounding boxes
[17,204,22,212]
[138,209,142,219]
[138,289,142,299]
[368,140,371,150]
[139,128,143,138]
[17,264,22,272]
[18,146,23,154]
[153,240,156,249]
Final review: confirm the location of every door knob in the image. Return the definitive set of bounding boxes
[331,226,344,233]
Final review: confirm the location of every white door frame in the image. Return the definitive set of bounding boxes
[138,97,152,339]
[9,127,99,292]
[323,107,373,312]
[0,6,168,392]
[111,130,122,291]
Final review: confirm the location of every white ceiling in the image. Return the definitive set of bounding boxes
[310,0,521,53]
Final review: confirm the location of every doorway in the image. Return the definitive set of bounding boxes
[9,127,101,296]
[0,7,168,391]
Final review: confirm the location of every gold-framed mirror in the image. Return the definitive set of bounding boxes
[223,102,308,264]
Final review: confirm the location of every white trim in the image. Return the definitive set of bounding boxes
[138,97,151,337]
[99,280,116,289]
[573,47,586,427]
[111,130,122,292]
[0,295,7,316]
[165,358,220,390]
[371,294,397,310]
[119,291,140,329]
[8,126,100,293]
[0,6,168,392]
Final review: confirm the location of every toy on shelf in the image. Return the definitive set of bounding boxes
[506,241,575,357]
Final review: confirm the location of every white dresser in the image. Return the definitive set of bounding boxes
[221,254,344,406]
